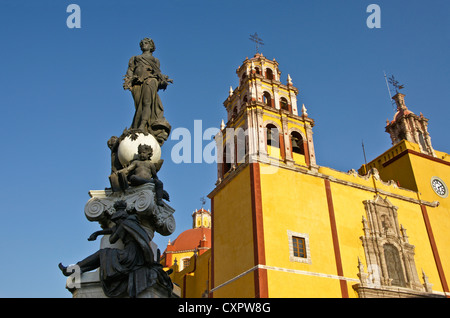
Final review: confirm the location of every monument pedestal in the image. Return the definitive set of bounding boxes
[63,183,177,298]
[67,270,180,298]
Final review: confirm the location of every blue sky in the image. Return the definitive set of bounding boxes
[0,1,449,297]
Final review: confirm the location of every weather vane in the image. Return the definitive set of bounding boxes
[384,72,405,111]
[249,32,264,54]
[200,196,206,208]
[387,74,405,94]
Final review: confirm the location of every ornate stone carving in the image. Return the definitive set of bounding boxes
[85,183,175,237]
[353,195,440,297]
[385,93,436,157]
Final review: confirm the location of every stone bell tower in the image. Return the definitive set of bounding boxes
[216,53,318,183]
[209,54,319,298]
[385,93,436,157]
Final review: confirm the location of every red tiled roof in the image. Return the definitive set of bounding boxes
[167,227,211,252]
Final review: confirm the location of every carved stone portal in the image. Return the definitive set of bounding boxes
[353,195,440,297]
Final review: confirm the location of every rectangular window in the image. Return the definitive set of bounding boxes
[183,258,190,269]
[288,230,311,264]
[292,236,306,258]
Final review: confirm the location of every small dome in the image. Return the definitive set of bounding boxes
[392,107,414,123]
[167,227,211,252]
[390,93,415,124]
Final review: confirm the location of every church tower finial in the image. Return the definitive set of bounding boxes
[385,91,436,157]
[249,32,264,54]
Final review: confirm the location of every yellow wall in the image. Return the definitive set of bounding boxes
[322,164,446,295]
[184,147,450,298]
[292,152,307,166]
[257,161,447,297]
[211,165,256,298]
[260,165,343,297]
[394,149,450,290]
[174,251,196,271]
[203,149,450,298]
[170,249,212,298]
[362,141,418,190]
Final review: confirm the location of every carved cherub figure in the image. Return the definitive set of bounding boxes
[117,144,169,206]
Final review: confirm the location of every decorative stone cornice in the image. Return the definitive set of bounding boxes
[85,183,176,237]
[211,161,439,208]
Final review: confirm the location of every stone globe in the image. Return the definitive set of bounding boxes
[117,133,161,166]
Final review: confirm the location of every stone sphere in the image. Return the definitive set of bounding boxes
[117,133,161,166]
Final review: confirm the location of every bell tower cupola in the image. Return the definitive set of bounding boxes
[385,92,436,157]
[216,53,318,183]
[225,53,300,118]
[192,208,211,229]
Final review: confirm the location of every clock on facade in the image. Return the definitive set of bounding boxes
[431,177,448,198]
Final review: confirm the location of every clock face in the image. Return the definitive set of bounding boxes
[431,177,448,198]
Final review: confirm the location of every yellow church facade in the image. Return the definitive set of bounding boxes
[165,53,450,298]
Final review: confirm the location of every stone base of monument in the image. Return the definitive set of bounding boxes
[67,270,181,298]
[66,182,178,298]
[65,231,180,298]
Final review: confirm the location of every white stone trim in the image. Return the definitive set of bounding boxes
[210,264,359,293]
[261,264,359,283]
[287,127,307,141]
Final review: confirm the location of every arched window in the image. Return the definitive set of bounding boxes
[255,67,260,75]
[240,72,247,86]
[223,145,232,175]
[290,132,304,155]
[280,97,289,111]
[266,124,279,148]
[265,68,274,80]
[242,95,248,105]
[232,106,238,119]
[263,92,272,107]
